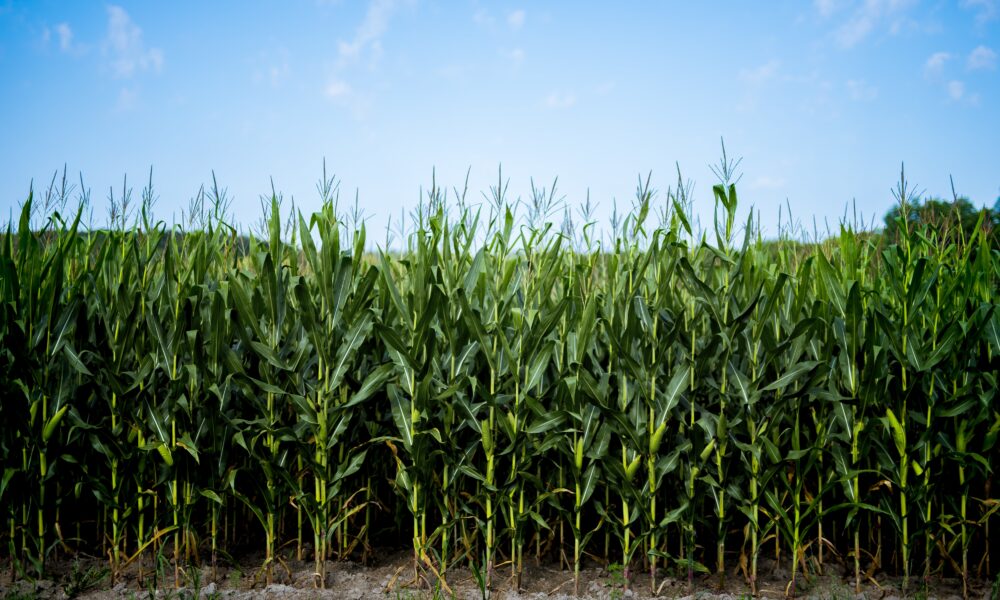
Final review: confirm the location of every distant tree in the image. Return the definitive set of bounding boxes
[883,196,998,247]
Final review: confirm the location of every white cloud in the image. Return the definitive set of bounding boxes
[846,79,878,101]
[947,80,965,100]
[473,8,494,26]
[739,60,780,85]
[337,0,396,67]
[104,5,163,77]
[815,0,843,18]
[505,47,525,62]
[325,79,352,98]
[924,51,951,77]
[834,0,916,48]
[55,23,72,52]
[961,0,997,25]
[326,0,408,111]
[507,9,525,29]
[323,79,371,118]
[967,45,997,70]
[544,91,576,109]
[835,16,874,47]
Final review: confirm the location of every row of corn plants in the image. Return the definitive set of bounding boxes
[1,169,998,597]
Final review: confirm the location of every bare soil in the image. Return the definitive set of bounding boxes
[1,552,992,599]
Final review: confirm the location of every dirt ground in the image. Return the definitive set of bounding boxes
[1,552,993,599]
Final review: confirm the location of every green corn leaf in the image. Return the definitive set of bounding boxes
[762,361,820,392]
[885,407,907,458]
[580,462,600,506]
[200,490,224,505]
[328,310,374,391]
[526,411,564,435]
[389,385,414,450]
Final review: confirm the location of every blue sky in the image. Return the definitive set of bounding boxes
[0,1,997,241]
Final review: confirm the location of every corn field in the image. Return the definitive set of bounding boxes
[1,169,998,597]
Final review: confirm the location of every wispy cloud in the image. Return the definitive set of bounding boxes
[922,54,980,104]
[326,0,406,113]
[104,5,163,78]
[739,60,780,85]
[961,0,997,25]
[833,0,917,48]
[924,51,951,77]
[42,22,80,54]
[814,0,845,18]
[473,8,494,26]
[323,78,371,118]
[55,23,73,52]
[325,79,352,98]
[846,79,878,101]
[947,79,966,101]
[967,45,997,70]
[736,60,792,112]
[507,9,525,30]
[116,86,137,111]
[923,52,985,103]
[504,47,525,63]
[337,0,396,67]
[749,176,787,191]
[253,47,291,87]
[544,91,576,109]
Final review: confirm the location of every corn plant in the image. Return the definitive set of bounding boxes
[0,164,997,600]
